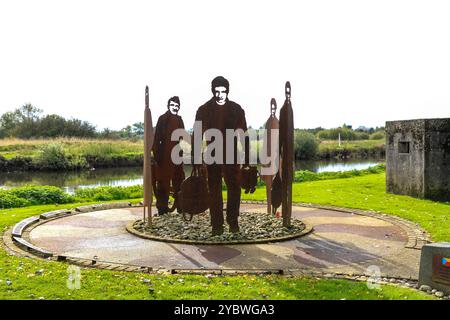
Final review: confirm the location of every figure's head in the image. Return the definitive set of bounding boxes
[285,81,291,100]
[270,98,277,116]
[167,96,180,115]
[211,76,229,106]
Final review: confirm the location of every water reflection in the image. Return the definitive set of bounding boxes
[1,159,383,194]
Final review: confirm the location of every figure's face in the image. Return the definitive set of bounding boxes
[214,86,228,105]
[169,100,180,114]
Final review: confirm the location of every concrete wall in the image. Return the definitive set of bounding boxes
[386,119,425,198]
[386,118,450,201]
[424,119,450,201]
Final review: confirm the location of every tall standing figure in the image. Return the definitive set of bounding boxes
[192,76,252,235]
[152,96,185,215]
[279,81,294,227]
[261,98,279,214]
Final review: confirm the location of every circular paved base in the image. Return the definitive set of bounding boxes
[23,203,423,279]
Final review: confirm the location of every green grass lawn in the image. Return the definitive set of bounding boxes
[0,174,443,299]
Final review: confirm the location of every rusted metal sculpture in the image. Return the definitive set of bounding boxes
[192,76,254,236]
[279,81,294,227]
[152,96,185,215]
[143,86,154,226]
[261,98,280,214]
[177,165,209,221]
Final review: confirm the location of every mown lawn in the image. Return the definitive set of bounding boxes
[0,177,442,299]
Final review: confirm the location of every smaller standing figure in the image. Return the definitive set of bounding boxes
[152,96,185,215]
[279,81,294,227]
[261,98,280,214]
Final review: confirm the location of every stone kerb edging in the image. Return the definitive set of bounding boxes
[75,202,132,213]
[6,202,133,259]
[126,219,314,245]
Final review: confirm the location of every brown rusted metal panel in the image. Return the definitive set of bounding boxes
[152,99,185,215]
[279,81,294,227]
[261,98,280,214]
[177,165,209,220]
[143,86,154,226]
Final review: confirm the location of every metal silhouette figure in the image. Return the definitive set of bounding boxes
[152,96,185,215]
[279,81,294,227]
[192,76,253,236]
[143,86,154,226]
[261,98,280,214]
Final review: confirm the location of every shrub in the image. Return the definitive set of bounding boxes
[317,128,372,141]
[0,192,29,208]
[294,131,319,160]
[370,132,385,140]
[34,143,87,170]
[74,185,143,201]
[8,186,75,205]
[35,143,71,170]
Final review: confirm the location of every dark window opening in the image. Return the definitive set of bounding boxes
[398,141,410,154]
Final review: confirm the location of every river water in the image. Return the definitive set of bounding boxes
[0,158,383,194]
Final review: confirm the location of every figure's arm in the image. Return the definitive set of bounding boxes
[237,108,250,167]
[153,117,163,164]
[191,109,203,166]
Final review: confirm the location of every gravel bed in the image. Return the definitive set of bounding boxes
[133,211,306,243]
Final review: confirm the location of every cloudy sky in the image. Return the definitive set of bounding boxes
[0,0,449,130]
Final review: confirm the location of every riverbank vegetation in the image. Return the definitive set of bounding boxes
[0,138,143,170]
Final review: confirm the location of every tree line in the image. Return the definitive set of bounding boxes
[0,104,144,140]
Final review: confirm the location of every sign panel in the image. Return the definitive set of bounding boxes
[432,255,450,285]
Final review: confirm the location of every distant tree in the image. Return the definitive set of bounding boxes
[132,122,144,136]
[294,130,319,160]
[5,104,43,138]
[98,128,120,140]
[38,114,67,137]
[0,111,20,137]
